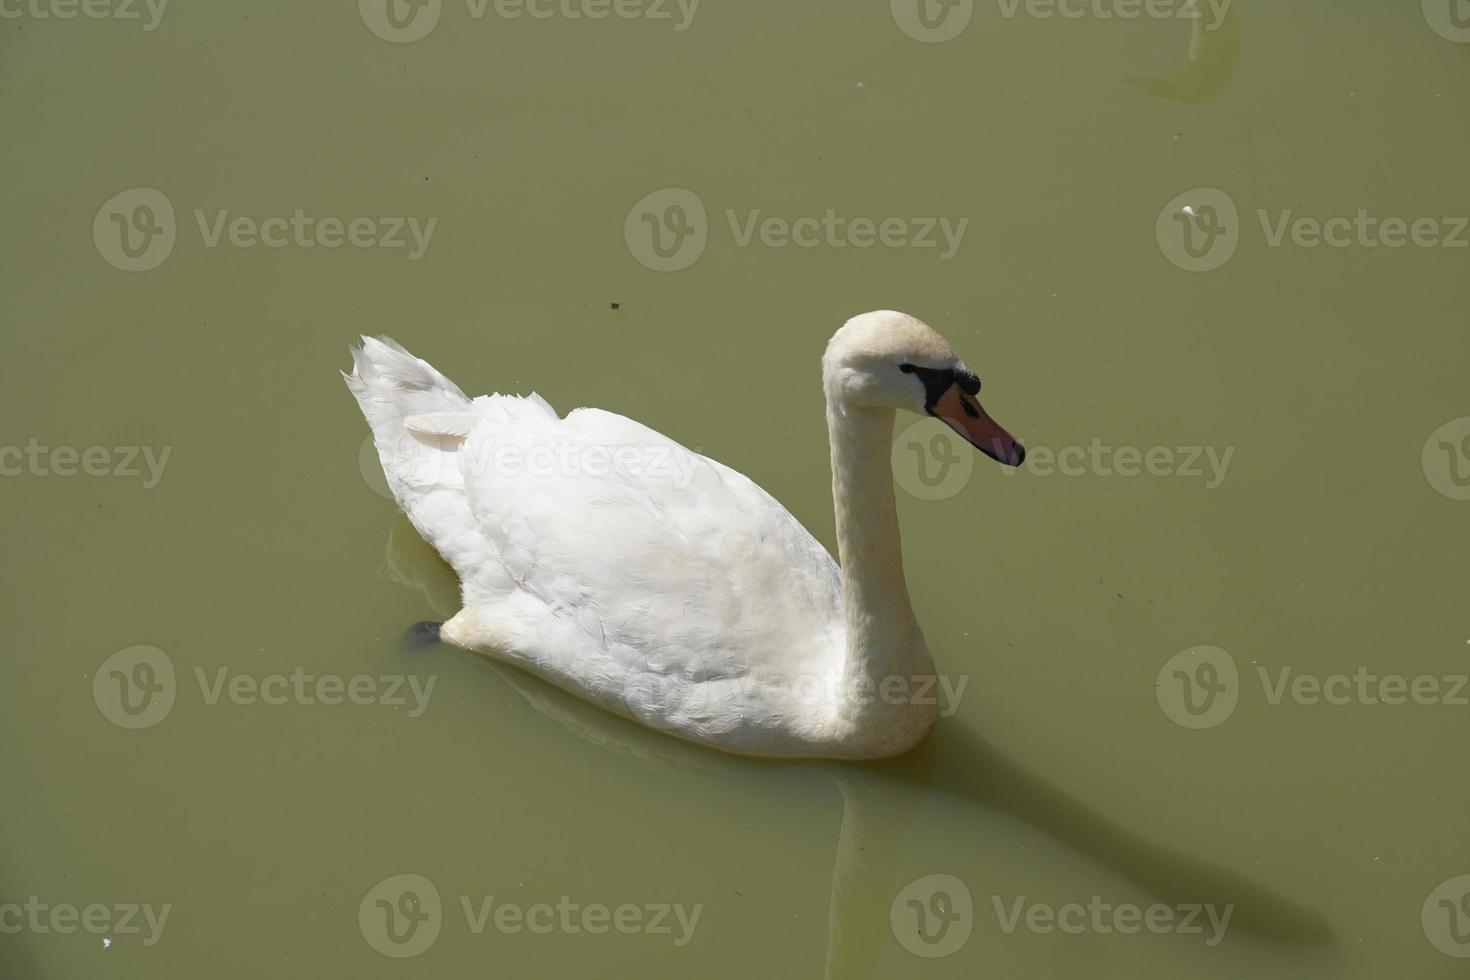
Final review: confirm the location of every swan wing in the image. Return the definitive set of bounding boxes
[454,400,843,698]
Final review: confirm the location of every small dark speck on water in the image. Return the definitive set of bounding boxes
[610,303,620,309]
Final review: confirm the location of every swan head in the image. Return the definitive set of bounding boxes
[823,310,1025,467]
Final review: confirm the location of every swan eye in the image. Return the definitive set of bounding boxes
[960,396,980,419]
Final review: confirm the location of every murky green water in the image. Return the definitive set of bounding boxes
[3,0,1468,976]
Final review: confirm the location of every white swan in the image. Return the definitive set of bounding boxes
[345,310,1023,759]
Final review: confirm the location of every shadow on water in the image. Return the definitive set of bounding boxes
[380,516,1331,976]
[851,726,1333,943]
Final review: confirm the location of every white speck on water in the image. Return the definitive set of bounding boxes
[1182,205,1197,216]
[102,938,112,949]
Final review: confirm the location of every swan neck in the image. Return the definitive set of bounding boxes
[826,396,923,682]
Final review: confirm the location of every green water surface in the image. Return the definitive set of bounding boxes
[2,1,1467,976]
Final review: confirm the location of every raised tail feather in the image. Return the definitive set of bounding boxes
[343,336,482,572]
[344,336,473,436]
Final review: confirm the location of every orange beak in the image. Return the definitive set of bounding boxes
[931,385,1025,467]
